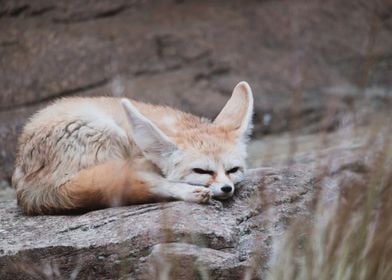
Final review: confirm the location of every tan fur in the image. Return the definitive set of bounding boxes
[12,82,254,215]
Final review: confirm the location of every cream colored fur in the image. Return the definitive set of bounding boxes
[12,82,254,214]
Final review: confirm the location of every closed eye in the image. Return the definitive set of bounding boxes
[226,167,241,174]
[192,168,214,175]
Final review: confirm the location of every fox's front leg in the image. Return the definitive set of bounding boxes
[146,177,212,204]
[60,160,212,210]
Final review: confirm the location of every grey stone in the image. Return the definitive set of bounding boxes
[0,165,313,279]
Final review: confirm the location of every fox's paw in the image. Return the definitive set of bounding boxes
[184,187,212,204]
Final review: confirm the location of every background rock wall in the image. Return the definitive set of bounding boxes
[1,0,392,186]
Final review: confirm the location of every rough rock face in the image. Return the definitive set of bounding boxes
[0,139,369,279]
[0,167,309,279]
[1,0,392,185]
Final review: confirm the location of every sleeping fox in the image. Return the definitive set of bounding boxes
[12,81,253,215]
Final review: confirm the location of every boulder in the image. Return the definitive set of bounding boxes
[0,138,370,279]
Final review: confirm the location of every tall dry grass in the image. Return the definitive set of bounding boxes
[267,148,392,280]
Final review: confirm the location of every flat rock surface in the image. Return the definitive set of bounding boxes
[0,165,314,279]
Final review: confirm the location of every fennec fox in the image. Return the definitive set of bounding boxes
[12,82,254,215]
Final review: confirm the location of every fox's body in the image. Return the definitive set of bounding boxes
[12,82,253,215]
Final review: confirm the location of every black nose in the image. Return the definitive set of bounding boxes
[221,185,233,193]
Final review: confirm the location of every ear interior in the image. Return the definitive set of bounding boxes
[214,81,254,138]
[121,99,178,164]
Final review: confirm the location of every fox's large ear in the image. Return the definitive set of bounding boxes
[121,99,178,165]
[213,81,254,140]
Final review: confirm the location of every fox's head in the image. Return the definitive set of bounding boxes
[121,81,253,200]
